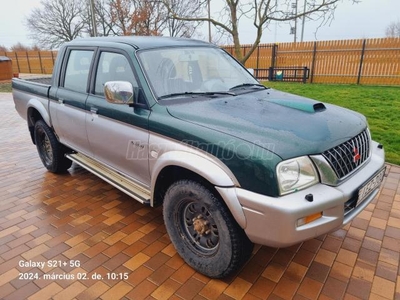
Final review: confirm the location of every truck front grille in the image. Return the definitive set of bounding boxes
[322,129,370,179]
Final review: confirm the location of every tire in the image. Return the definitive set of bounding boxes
[34,120,72,173]
[163,180,253,278]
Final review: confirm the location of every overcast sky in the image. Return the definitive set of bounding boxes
[0,0,399,49]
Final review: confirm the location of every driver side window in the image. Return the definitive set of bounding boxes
[94,52,137,96]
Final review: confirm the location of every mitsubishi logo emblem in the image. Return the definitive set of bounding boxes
[353,147,361,163]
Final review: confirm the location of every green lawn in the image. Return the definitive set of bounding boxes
[0,82,11,92]
[265,82,400,165]
[1,81,399,164]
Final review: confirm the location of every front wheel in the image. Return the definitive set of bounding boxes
[34,120,72,173]
[163,180,253,278]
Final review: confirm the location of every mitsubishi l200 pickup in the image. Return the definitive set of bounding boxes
[12,36,385,278]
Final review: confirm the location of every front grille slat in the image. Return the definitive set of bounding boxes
[322,129,370,179]
[341,142,354,174]
[361,131,369,163]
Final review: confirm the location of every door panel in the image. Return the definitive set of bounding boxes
[52,49,95,155]
[86,51,151,187]
[86,98,150,186]
[53,89,91,155]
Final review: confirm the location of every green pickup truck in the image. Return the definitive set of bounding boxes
[12,36,385,278]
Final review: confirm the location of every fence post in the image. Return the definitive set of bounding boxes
[302,67,308,83]
[271,44,277,69]
[51,51,56,74]
[268,67,274,81]
[310,41,317,83]
[14,52,21,73]
[38,51,44,74]
[357,39,366,85]
[26,51,32,73]
[256,45,260,71]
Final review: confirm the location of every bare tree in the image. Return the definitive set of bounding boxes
[0,43,39,51]
[10,43,31,51]
[385,21,400,37]
[133,0,167,35]
[106,0,202,37]
[94,0,119,36]
[24,0,208,48]
[109,0,132,35]
[165,0,202,38]
[104,0,201,37]
[26,0,86,49]
[164,0,360,63]
[108,0,167,36]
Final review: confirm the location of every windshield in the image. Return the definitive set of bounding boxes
[138,46,260,100]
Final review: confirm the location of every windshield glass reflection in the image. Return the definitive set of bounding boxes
[138,47,259,100]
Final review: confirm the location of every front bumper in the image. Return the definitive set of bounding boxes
[220,141,385,248]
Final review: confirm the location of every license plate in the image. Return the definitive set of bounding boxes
[357,167,385,205]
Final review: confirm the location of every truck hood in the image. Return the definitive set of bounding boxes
[166,89,367,159]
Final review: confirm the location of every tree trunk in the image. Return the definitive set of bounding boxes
[232,30,243,62]
[228,1,243,62]
[242,26,263,64]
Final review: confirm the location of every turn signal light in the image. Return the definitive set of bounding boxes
[297,212,322,227]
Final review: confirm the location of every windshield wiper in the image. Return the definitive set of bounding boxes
[229,83,268,91]
[158,91,235,100]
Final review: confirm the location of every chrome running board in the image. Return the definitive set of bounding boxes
[66,153,150,205]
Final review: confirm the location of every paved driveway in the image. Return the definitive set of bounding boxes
[0,92,399,300]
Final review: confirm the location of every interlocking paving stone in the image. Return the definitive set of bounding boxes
[0,92,399,299]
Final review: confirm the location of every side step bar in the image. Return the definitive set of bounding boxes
[66,153,151,205]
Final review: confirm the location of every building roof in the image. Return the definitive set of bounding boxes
[0,56,11,62]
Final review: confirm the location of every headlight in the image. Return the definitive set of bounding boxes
[277,156,319,195]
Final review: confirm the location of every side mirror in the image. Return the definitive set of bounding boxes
[104,81,134,105]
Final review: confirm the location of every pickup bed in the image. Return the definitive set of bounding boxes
[12,36,385,278]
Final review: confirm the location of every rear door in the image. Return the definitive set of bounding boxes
[85,48,151,187]
[51,47,96,156]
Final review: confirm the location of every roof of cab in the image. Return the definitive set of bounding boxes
[64,36,213,50]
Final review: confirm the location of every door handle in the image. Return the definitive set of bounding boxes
[90,107,98,114]
[58,98,64,104]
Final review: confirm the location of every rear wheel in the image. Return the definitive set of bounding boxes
[163,180,253,278]
[34,120,72,173]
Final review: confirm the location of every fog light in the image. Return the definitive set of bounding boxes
[297,212,322,227]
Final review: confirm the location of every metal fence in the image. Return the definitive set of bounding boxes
[2,37,400,85]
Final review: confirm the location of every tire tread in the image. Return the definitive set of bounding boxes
[163,179,253,278]
[34,120,72,173]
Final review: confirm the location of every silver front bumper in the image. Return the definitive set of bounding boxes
[220,141,385,248]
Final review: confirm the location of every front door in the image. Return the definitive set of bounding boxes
[85,50,151,187]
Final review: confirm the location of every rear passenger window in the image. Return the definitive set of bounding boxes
[64,50,94,93]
